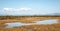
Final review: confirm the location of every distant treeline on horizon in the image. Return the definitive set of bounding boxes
[0,13,60,16]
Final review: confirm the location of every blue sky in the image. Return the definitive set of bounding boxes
[0,0,60,15]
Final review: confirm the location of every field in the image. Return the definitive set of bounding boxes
[0,16,60,31]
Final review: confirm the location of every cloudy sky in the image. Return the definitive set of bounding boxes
[0,0,60,15]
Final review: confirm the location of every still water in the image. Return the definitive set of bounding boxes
[5,19,58,28]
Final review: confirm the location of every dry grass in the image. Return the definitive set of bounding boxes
[0,23,60,31]
[0,16,60,31]
[0,16,60,23]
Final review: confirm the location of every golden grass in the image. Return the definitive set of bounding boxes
[0,16,60,31]
[0,16,60,23]
[0,23,60,31]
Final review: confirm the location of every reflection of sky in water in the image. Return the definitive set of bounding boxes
[34,19,58,24]
[6,22,32,28]
[6,19,58,28]
[6,22,25,28]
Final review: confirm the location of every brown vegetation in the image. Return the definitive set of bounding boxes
[0,16,60,23]
[0,16,60,31]
[0,23,60,31]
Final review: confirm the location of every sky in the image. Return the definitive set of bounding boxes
[0,0,60,15]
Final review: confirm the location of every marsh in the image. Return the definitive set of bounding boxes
[5,19,58,28]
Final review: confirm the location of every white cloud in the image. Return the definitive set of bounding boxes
[20,8,32,11]
[3,8,32,12]
[3,8,13,11]
[4,8,13,10]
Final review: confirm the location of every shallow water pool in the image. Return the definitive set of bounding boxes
[5,19,58,28]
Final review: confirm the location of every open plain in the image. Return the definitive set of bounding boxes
[0,16,60,31]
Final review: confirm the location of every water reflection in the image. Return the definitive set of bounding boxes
[6,19,58,28]
[6,22,32,28]
[34,19,58,24]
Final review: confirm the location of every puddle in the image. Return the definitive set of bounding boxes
[5,19,58,28]
[6,22,32,28]
[34,19,58,24]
